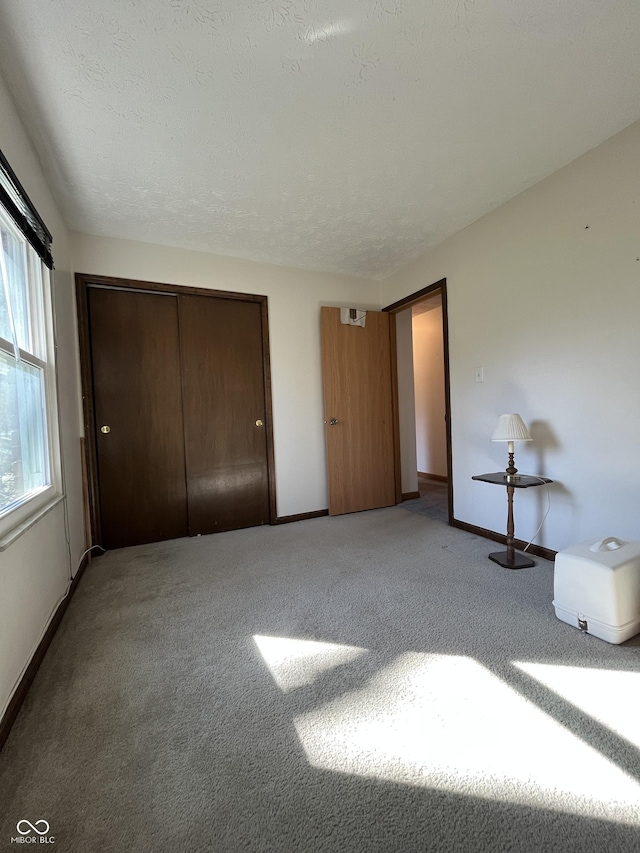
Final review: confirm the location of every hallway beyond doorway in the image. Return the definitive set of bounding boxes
[401,475,448,523]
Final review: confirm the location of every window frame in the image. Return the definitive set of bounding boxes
[0,205,62,549]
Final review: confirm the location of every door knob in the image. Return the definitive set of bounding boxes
[329,418,338,426]
[255,419,263,427]
[100,425,111,434]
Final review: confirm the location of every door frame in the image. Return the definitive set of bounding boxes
[383,278,453,525]
[75,273,277,547]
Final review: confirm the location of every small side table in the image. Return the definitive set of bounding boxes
[471,472,552,569]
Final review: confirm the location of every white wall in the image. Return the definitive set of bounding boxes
[0,74,85,720]
[395,309,418,495]
[413,305,447,478]
[382,119,640,553]
[4,72,639,726]
[71,233,380,518]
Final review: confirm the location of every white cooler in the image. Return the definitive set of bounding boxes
[553,537,640,644]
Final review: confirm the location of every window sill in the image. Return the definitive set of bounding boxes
[0,494,65,551]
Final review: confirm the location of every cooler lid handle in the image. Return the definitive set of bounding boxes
[589,537,626,552]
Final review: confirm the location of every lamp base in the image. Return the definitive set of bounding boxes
[488,550,535,570]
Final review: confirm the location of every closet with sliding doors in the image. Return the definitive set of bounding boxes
[77,275,274,550]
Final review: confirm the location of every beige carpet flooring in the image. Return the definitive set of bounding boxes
[1,506,639,852]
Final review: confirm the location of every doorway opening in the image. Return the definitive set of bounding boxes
[384,279,453,524]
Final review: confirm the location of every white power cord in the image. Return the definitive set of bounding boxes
[516,473,552,552]
[77,544,106,568]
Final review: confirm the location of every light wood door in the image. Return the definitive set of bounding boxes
[178,295,270,535]
[320,307,397,515]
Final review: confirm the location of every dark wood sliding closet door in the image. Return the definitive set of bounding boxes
[88,287,188,549]
[178,295,270,535]
[84,280,272,549]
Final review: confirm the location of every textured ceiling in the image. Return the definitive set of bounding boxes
[1,1,640,279]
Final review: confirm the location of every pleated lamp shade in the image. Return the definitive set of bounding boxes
[491,414,532,442]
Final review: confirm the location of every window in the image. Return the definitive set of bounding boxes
[0,153,60,543]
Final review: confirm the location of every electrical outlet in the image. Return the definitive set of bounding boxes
[475,366,484,383]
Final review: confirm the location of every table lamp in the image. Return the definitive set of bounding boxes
[491,413,532,482]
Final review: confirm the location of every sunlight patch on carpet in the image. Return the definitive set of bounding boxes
[255,637,640,825]
[253,634,367,692]
[513,661,640,749]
